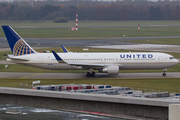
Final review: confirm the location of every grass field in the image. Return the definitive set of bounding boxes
[0,78,180,93]
[0,26,179,38]
[0,20,180,38]
[1,20,180,26]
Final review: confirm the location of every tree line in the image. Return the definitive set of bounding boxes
[1,2,180,20]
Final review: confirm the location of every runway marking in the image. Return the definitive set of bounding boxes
[35,42,40,46]
[18,73,43,79]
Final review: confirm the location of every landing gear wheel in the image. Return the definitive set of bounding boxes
[86,72,91,77]
[91,71,95,77]
[162,73,166,76]
[162,69,167,77]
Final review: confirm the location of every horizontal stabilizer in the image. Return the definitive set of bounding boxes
[7,57,29,61]
[7,54,29,61]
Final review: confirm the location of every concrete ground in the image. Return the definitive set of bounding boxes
[88,44,180,53]
[0,72,180,79]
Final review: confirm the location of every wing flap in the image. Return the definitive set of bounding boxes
[67,63,106,67]
[67,63,122,68]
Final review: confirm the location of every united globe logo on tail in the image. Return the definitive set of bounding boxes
[13,39,35,56]
[2,26,36,56]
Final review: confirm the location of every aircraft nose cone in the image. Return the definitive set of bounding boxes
[175,59,179,64]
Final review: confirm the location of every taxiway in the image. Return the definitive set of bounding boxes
[0,72,180,79]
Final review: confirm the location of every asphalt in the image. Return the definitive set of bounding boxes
[0,72,180,79]
[1,36,180,49]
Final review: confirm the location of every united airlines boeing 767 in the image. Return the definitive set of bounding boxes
[2,26,179,77]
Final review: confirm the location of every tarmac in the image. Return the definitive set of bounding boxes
[0,72,180,79]
[1,36,180,53]
[89,44,180,53]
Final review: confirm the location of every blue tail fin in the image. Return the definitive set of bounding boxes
[2,26,36,56]
[60,45,69,53]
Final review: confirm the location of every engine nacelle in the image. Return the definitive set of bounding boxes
[99,66,119,75]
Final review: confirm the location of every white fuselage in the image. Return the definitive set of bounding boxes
[8,52,179,71]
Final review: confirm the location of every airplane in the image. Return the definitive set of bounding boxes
[2,25,179,77]
[61,45,69,53]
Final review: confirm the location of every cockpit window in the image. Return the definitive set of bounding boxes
[169,57,174,59]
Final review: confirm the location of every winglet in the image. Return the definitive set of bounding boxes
[61,45,69,53]
[52,51,65,63]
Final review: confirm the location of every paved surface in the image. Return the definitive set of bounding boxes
[89,44,180,53]
[0,72,180,79]
[1,36,180,51]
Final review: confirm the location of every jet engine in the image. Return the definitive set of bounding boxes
[99,66,119,75]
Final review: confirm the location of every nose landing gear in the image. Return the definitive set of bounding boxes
[162,72,166,76]
[162,69,167,76]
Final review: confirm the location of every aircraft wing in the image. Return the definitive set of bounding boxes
[52,51,121,69]
[67,63,106,67]
[66,63,122,69]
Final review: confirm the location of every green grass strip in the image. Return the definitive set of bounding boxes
[0,78,180,93]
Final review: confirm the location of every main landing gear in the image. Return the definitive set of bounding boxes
[162,69,167,76]
[86,69,95,77]
[86,71,95,77]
